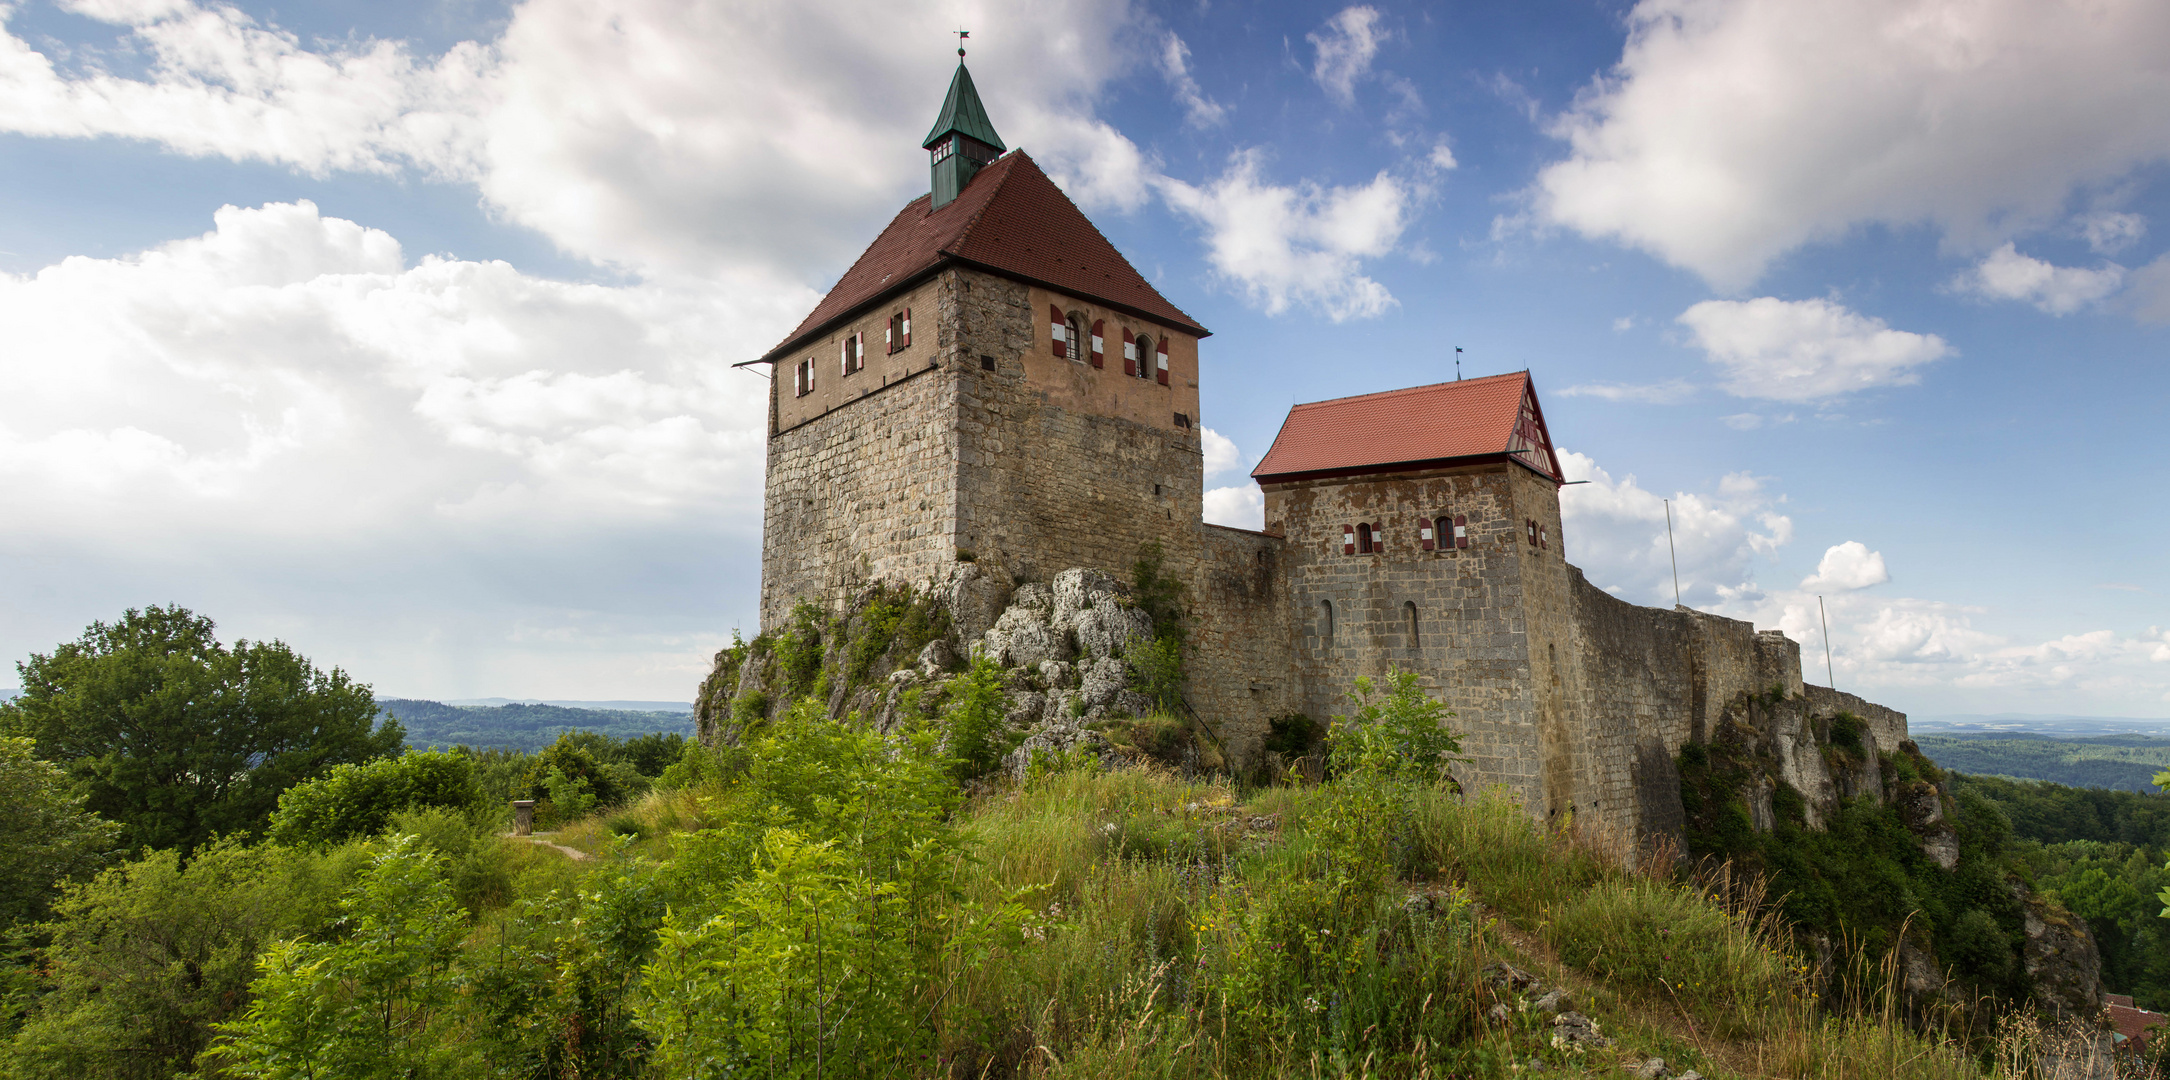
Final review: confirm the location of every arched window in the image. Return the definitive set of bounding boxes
[1066,313,1086,363]
[1434,514,1468,550]
[1404,601,1420,650]
[1321,599,1335,643]
[1356,522,1373,554]
[1134,335,1153,378]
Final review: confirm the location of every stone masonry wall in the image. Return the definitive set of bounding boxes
[1262,462,1546,812]
[1188,522,1298,766]
[947,267,1207,590]
[759,363,961,631]
[1561,574,1809,840]
[1803,685,1909,753]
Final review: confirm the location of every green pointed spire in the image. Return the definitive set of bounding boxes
[922,62,1005,152]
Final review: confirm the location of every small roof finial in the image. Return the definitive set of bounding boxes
[955,28,969,59]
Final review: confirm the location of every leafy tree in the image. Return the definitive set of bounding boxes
[210,837,476,1079]
[0,738,119,928]
[5,837,364,1079]
[0,607,402,852]
[268,751,487,848]
[1328,669,1465,786]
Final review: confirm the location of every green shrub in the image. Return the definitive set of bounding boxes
[268,749,485,847]
[1125,636,1184,712]
[1328,668,1465,785]
[942,657,1014,780]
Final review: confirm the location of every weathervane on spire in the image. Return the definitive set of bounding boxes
[955,29,969,59]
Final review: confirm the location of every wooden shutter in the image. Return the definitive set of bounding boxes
[1374,521,1384,553]
[1539,524,1549,550]
[1090,319,1104,369]
[884,317,892,353]
[902,307,911,347]
[1342,525,1355,556]
[1453,514,1468,549]
[1420,519,1435,551]
[793,361,803,397]
[1156,338,1170,385]
[1122,328,1137,376]
[1050,304,1066,358]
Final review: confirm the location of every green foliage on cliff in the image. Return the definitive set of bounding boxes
[1676,734,2033,1003]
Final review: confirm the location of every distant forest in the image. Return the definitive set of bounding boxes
[1915,733,2170,792]
[379,698,695,752]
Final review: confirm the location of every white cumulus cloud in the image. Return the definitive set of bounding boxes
[1800,541,1889,592]
[1201,427,1245,479]
[1533,0,2170,289]
[0,201,798,696]
[1557,449,1793,608]
[1158,150,1411,321]
[2078,211,2147,255]
[1678,297,1951,401]
[1203,484,1265,531]
[1309,6,1385,106]
[1952,243,2123,315]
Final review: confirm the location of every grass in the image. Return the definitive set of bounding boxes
[517,761,2021,1079]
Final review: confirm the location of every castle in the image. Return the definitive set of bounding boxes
[745,62,1909,841]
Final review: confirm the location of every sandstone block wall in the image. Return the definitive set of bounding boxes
[948,269,1206,588]
[759,364,961,630]
[1262,462,1549,810]
[1803,685,1909,752]
[1188,522,1298,765]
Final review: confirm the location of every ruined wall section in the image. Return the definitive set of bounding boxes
[1262,462,1544,809]
[1803,685,1909,751]
[946,268,1206,590]
[1188,523,1297,765]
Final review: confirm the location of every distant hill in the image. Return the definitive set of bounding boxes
[1914,713,2170,737]
[438,697,693,713]
[1915,732,2170,792]
[378,698,695,752]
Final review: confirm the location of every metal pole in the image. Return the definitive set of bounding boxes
[1664,498,1681,607]
[1818,594,1836,690]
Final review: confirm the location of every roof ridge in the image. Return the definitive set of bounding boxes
[1290,370,1528,411]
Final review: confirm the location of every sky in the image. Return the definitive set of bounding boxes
[1,0,2165,716]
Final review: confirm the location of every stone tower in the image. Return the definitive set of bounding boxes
[750,62,1214,633]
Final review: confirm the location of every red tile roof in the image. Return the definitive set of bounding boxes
[2111,1003,2165,1047]
[1251,372,1562,483]
[759,151,1206,364]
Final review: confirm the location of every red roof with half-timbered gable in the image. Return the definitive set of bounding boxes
[757,151,1207,365]
[1251,371,1563,484]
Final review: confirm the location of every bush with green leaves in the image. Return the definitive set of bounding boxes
[639,701,1022,1078]
[941,657,1013,780]
[1327,668,1465,786]
[211,836,476,1079]
[268,749,486,847]
[0,606,402,853]
[0,737,119,928]
[5,837,366,1079]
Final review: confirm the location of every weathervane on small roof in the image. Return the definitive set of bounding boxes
[956,28,969,59]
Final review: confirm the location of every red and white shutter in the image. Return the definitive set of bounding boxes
[1373,522,1384,553]
[1155,338,1170,385]
[1539,524,1549,550]
[1122,328,1138,376]
[884,319,891,353]
[1090,319,1105,369]
[793,361,803,396]
[1420,519,1435,551]
[902,307,911,347]
[1342,525,1356,556]
[1050,304,1066,359]
[1453,514,1468,549]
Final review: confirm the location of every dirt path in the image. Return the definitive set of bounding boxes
[509,833,591,861]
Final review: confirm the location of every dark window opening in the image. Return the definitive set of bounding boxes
[1174,412,1190,428]
[1405,601,1420,650]
[1066,313,1085,363]
[1135,335,1154,378]
[1321,599,1335,643]
[980,354,996,371]
[1356,522,1375,554]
